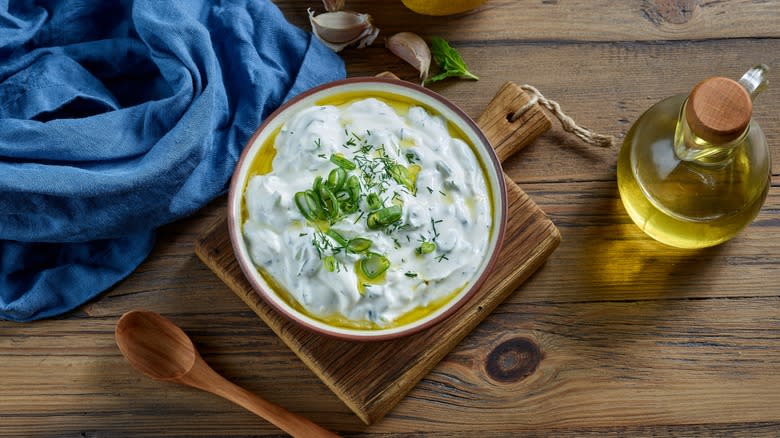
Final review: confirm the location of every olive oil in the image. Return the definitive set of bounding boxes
[617,66,771,248]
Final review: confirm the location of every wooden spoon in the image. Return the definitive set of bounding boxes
[115,310,339,438]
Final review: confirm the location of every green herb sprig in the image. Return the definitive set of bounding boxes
[425,37,479,84]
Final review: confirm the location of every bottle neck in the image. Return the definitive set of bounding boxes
[673,64,769,166]
[673,99,747,166]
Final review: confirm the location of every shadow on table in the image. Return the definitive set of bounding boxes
[566,180,728,302]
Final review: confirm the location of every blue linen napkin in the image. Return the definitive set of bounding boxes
[0,0,346,321]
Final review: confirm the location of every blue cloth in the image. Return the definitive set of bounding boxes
[0,0,346,321]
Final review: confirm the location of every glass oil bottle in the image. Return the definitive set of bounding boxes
[617,65,771,248]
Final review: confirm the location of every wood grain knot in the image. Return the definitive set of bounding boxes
[485,338,541,383]
[641,0,697,25]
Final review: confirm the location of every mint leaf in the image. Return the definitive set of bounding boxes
[425,37,479,84]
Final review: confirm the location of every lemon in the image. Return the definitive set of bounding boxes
[401,0,488,16]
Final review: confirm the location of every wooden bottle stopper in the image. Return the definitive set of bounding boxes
[685,76,752,144]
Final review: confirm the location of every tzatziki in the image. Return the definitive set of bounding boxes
[242,96,492,328]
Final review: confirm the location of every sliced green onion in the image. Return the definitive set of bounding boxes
[347,175,361,200]
[366,205,402,229]
[327,167,347,191]
[304,189,327,220]
[387,164,407,186]
[325,229,348,247]
[388,163,419,194]
[347,237,372,253]
[318,185,340,219]
[294,192,312,220]
[359,252,390,279]
[312,175,323,193]
[416,241,436,255]
[330,153,356,170]
[366,192,382,211]
[404,271,418,278]
[323,255,337,272]
[407,164,421,192]
[295,191,324,221]
[341,200,358,214]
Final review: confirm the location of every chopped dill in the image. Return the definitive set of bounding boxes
[358,141,373,155]
[431,218,442,241]
[312,230,344,259]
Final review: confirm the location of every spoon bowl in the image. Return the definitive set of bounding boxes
[115,310,338,438]
[116,310,196,381]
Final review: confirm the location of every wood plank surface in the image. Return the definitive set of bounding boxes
[278,0,780,41]
[2,289,779,435]
[1,0,779,436]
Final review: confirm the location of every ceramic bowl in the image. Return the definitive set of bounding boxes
[228,77,507,341]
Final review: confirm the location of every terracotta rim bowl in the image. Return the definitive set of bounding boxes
[228,77,507,341]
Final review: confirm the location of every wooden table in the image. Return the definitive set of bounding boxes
[2,1,779,436]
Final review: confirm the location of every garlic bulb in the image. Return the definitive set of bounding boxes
[308,9,380,52]
[321,0,345,11]
[386,32,431,81]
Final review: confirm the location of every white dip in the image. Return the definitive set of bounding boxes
[243,97,492,328]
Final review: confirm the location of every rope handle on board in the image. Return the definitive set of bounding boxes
[510,84,615,149]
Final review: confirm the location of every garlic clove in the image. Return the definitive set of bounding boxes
[321,0,345,12]
[308,9,380,52]
[310,10,370,43]
[357,26,380,49]
[386,32,431,81]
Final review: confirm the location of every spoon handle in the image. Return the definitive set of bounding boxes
[186,357,339,438]
[218,380,339,438]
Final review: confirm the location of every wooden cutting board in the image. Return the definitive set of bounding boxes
[194,82,561,425]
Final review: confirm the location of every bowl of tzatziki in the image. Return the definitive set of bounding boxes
[228,77,507,341]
